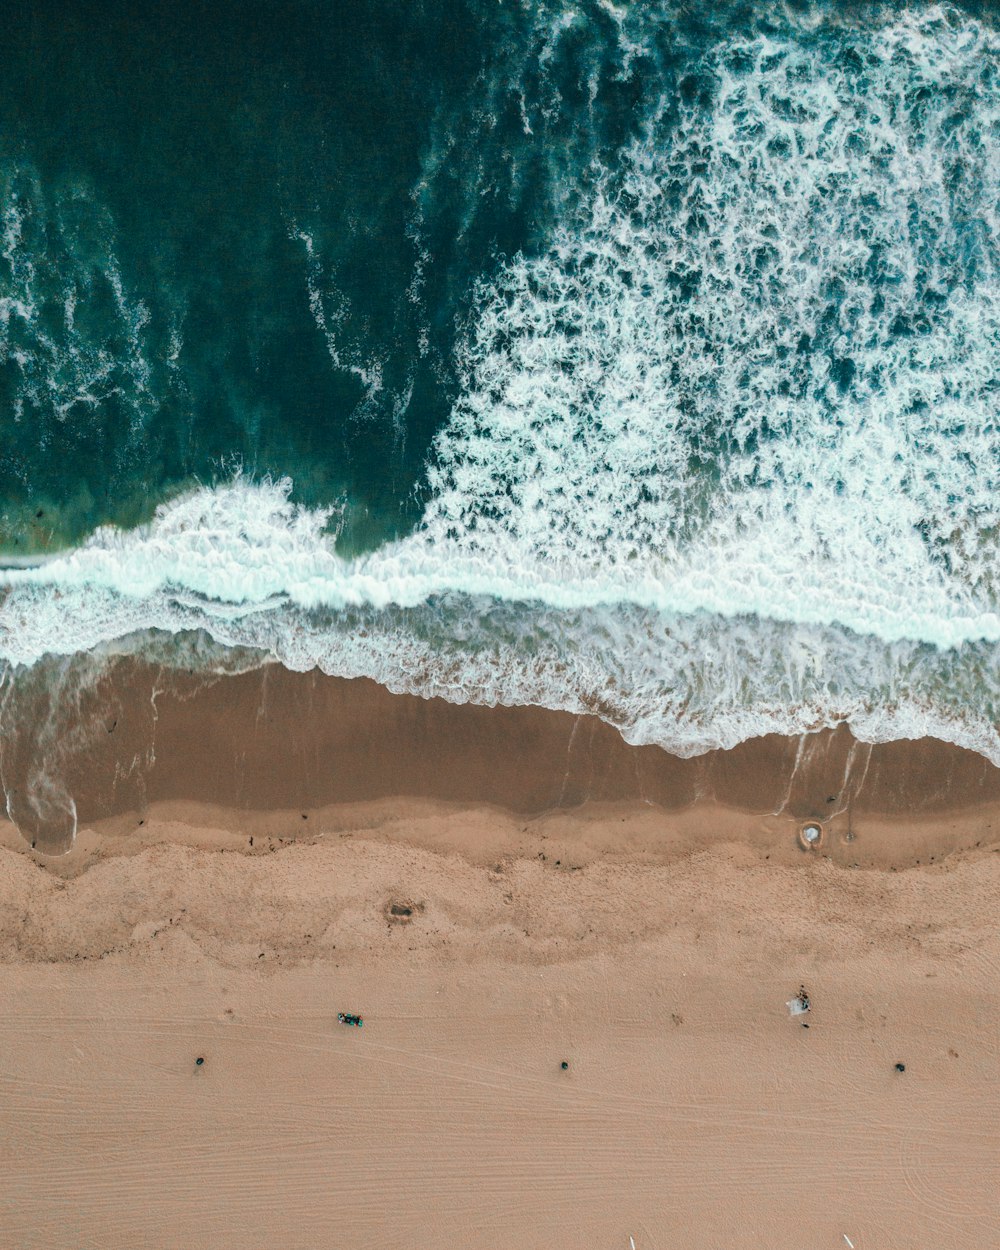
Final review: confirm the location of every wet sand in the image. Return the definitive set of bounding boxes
[1,669,999,1248]
[4,658,1000,856]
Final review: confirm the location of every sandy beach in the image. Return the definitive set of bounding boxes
[1,672,998,1249]
[6,3,1000,1246]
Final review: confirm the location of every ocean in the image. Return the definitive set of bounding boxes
[4,0,1000,841]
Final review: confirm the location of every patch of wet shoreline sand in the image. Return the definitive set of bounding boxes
[6,661,1000,856]
[1,799,998,1250]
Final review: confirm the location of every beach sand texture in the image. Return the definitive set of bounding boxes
[1,674,998,1249]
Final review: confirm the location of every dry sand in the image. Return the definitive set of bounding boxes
[0,670,998,1248]
[2,795,999,1249]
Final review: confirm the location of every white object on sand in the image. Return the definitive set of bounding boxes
[843,1237,855,1248]
[798,822,824,852]
[787,996,809,1016]
[629,1239,636,1250]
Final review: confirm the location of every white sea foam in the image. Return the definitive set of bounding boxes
[425,5,1000,644]
[4,6,1000,764]
[0,170,155,428]
[290,226,385,400]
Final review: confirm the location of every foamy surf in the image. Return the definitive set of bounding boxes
[3,472,1000,650]
[3,472,1000,768]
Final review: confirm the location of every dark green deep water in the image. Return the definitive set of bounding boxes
[1,0,471,551]
[0,0,708,553]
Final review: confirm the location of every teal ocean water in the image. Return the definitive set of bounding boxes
[5,1,1000,837]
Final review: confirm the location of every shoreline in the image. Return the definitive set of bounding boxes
[4,662,1000,856]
